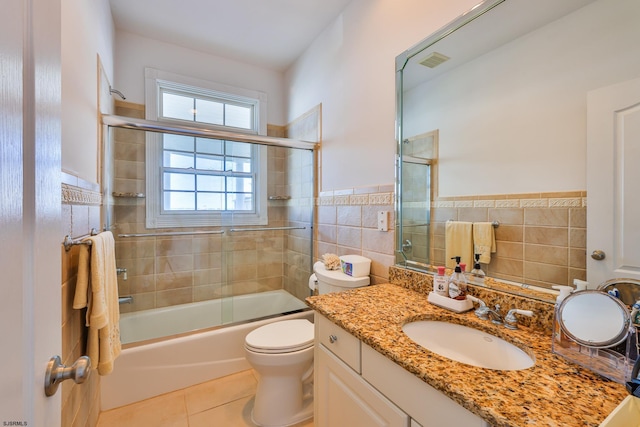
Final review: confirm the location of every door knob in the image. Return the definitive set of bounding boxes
[44,355,91,396]
[591,250,606,260]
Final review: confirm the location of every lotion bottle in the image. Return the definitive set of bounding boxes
[433,266,448,297]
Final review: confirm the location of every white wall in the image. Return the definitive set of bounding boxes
[114,31,286,126]
[61,0,115,183]
[403,0,640,197]
[285,0,480,191]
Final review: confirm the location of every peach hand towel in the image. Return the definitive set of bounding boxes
[473,222,497,264]
[72,231,121,375]
[445,221,474,269]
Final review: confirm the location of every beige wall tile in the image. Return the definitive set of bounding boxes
[495,225,523,243]
[488,208,524,225]
[457,207,489,222]
[336,226,362,249]
[337,205,362,227]
[156,255,194,274]
[524,244,569,266]
[494,241,523,260]
[317,205,337,225]
[156,272,193,291]
[569,227,586,248]
[524,208,568,226]
[524,262,569,286]
[524,226,568,246]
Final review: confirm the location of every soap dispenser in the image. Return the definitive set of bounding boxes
[448,256,468,300]
[469,253,486,285]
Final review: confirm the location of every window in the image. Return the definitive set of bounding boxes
[145,69,268,228]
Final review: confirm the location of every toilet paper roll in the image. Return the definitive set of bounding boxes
[308,273,318,291]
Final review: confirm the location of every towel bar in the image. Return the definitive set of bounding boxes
[62,228,100,251]
[447,220,499,228]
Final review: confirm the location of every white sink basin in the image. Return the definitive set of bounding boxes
[402,320,534,371]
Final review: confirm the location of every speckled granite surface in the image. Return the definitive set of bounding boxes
[306,283,628,427]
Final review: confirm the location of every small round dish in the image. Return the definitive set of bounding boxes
[558,290,631,348]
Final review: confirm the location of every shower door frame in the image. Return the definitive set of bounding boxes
[101,114,317,326]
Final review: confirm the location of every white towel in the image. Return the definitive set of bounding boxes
[445,221,474,269]
[73,231,121,375]
[473,222,497,264]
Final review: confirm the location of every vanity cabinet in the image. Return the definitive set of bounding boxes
[315,313,490,427]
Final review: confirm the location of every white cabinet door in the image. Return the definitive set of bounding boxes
[315,345,409,427]
[587,77,640,286]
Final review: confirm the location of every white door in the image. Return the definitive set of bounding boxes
[0,0,62,425]
[587,77,640,286]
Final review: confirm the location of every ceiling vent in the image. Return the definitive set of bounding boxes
[419,52,450,68]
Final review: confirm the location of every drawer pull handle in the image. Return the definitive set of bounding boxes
[329,334,338,343]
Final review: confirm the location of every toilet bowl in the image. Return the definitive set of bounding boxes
[245,255,371,426]
[245,319,315,426]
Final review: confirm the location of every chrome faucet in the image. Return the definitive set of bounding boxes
[504,308,534,330]
[484,304,504,325]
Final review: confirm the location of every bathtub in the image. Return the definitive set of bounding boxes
[101,290,312,411]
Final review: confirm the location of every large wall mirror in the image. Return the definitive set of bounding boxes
[395,0,640,297]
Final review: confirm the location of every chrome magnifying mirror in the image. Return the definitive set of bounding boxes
[558,290,631,349]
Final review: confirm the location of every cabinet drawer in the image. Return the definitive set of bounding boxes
[316,313,361,372]
[362,343,487,427]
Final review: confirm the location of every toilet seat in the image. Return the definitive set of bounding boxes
[245,319,314,354]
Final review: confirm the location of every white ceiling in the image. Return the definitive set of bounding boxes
[108,0,353,71]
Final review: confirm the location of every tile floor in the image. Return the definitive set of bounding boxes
[96,369,314,427]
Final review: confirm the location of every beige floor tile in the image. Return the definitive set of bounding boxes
[189,395,256,427]
[185,369,258,415]
[97,390,188,427]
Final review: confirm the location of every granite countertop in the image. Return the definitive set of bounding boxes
[306,283,628,427]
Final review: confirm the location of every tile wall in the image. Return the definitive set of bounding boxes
[61,173,103,427]
[430,191,587,288]
[315,186,396,285]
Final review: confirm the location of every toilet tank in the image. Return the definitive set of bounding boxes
[313,256,371,294]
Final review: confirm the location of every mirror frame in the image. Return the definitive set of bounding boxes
[394,0,505,271]
[393,0,614,302]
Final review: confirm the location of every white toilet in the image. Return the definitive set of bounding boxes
[244,255,371,426]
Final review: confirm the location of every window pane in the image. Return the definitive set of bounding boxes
[164,172,195,191]
[226,157,252,173]
[164,151,194,168]
[197,193,224,210]
[195,154,224,171]
[195,98,223,125]
[225,104,252,129]
[197,174,224,191]
[226,141,251,157]
[164,134,194,152]
[164,191,195,210]
[227,193,253,211]
[162,92,194,121]
[196,138,223,155]
[227,177,253,193]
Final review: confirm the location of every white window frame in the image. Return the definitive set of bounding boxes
[144,68,268,228]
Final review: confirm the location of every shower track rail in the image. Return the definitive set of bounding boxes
[102,114,318,150]
[117,226,307,238]
[117,230,226,238]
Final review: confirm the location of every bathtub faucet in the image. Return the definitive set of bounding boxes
[116,267,127,280]
[119,296,133,305]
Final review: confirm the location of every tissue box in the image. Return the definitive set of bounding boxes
[339,255,371,278]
